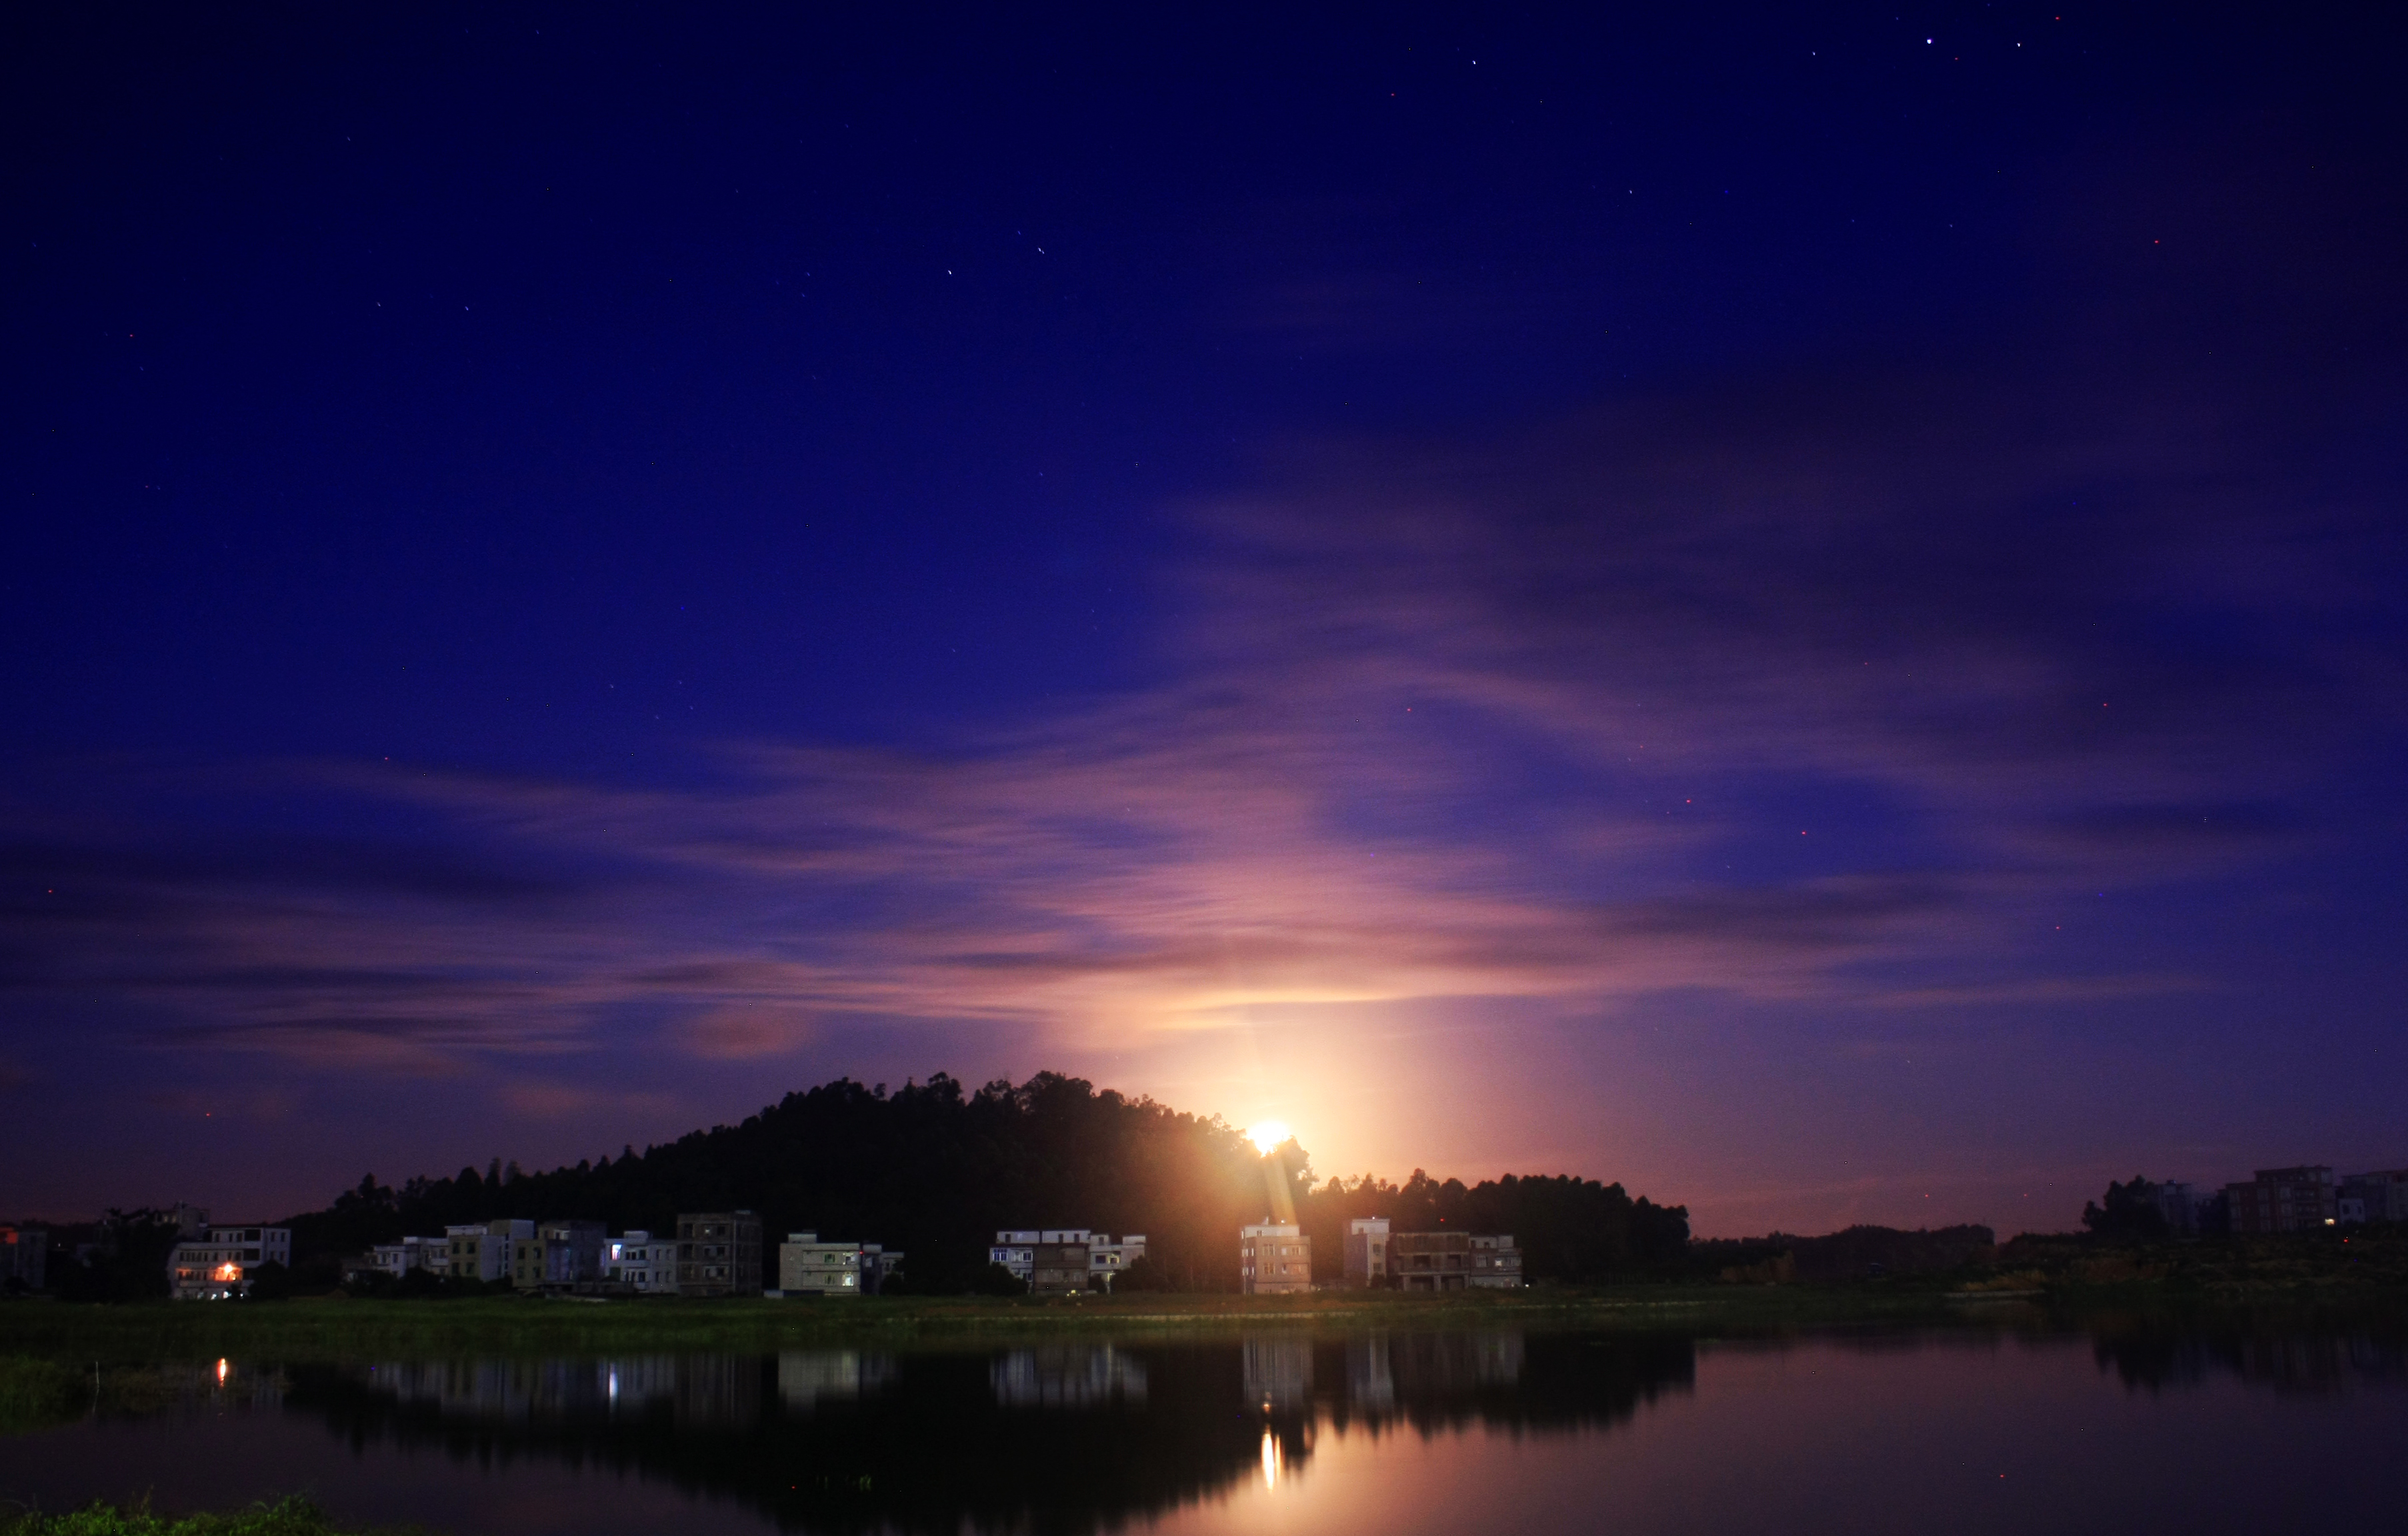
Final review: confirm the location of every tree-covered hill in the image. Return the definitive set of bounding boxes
[281,1071,1687,1292]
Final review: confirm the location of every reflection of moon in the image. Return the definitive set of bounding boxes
[1247,1121,1291,1155]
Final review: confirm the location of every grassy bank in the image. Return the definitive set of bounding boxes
[3,1233,2401,1361]
[0,1289,1821,1360]
[0,1357,84,1433]
[0,1286,2384,1362]
[0,1497,413,1536]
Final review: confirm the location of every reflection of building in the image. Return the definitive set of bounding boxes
[1241,1337,1313,1409]
[777,1350,897,1409]
[1346,1335,1395,1409]
[368,1356,754,1424]
[2225,1167,2338,1234]
[674,1353,765,1426]
[167,1225,293,1299]
[1241,1223,1312,1293]
[991,1345,1149,1407]
[1387,1330,1525,1393]
[2339,1170,2408,1225]
[988,1229,1146,1291]
[775,1232,903,1295]
[0,1226,47,1292]
[607,1230,677,1292]
[677,1211,763,1295]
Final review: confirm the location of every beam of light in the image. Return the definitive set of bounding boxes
[1261,1429,1281,1488]
[1247,1120,1291,1155]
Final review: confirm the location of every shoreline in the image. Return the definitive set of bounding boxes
[6,1275,2405,1361]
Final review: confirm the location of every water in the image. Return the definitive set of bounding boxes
[3,1316,2403,1534]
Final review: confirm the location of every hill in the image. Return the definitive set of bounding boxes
[269,1071,1688,1292]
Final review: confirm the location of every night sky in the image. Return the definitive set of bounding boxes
[6,4,2403,1234]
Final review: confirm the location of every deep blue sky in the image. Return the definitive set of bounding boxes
[5,3,2403,1233]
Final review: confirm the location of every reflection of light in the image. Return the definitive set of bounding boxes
[215,1359,228,1384]
[1260,1429,1281,1487]
[1247,1121,1291,1155]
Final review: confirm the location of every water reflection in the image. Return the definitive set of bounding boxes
[277,1331,1690,1534]
[2085,1313,2408,1395]
[991,1345,1147,1408]
[5,1316,2404,1536]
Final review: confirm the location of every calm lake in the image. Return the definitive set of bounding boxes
[4,1314,2403,1534]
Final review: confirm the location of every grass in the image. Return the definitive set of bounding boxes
[0,1496,417,1536]
[0,1285,2019,1360]
[0,1359,83,1435]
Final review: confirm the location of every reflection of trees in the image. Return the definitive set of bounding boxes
[2084,1311,2408,1395]
[278,1331,1698,1536]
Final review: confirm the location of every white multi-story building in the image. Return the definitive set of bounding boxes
[369,1235,445,1276]
[987,1229,1147,1289]
[774,1232,903,1297]
[606,1229,677,1293]
[167,1225,293,1299]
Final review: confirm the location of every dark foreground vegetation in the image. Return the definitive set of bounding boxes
[0,1497,407,1536]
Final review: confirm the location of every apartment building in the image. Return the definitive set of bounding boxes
[1347,1226,1523,1290]
[676,1211,763,1295]
[542,1220,607,1283]
[2152,1181,2222,1236]
[369,1235,443,1276]
[607,1230,678,1293]
[1239,1223,1312,1294]
[987,1229,1147,1293]
[1467,1233,1525,1288]
[2225,1167,2338,1234]
[167,1225,293,1300]
[444,1219,533,1281]
[503,1219,609,1288]
[0,1226,47,1292]
[1344,1218,1391,1286]
[774,1231,903,1296]
[2339,1170,2408,1225]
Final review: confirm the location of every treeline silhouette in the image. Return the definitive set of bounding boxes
[284,1071,1689,1291]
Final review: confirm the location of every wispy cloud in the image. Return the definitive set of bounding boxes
[1,360,2393,1105]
